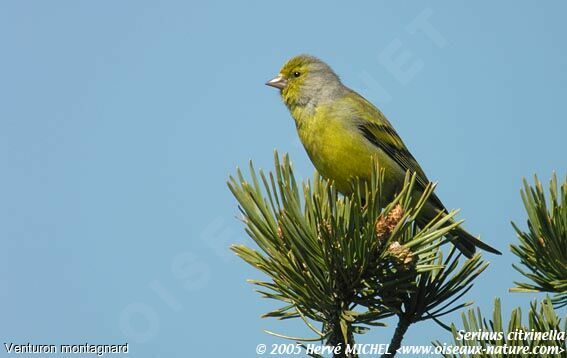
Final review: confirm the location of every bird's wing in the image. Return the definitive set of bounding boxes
[346,91,446,211]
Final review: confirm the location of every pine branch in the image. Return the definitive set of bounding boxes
[510,173,567,307]
[434,297,566,357]
[381,316,411,357]
[433,172,567,357]
[229,152,489,355]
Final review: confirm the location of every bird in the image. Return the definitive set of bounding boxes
[265,54,501,258]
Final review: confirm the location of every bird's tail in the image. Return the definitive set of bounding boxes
[446,225,502,259]
[417,213,502,258]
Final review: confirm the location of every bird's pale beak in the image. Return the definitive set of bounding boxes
[265,75,287,89]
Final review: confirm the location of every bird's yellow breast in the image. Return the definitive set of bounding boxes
[294,105,402,196]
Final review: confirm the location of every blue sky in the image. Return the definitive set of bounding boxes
[1,1,566,357]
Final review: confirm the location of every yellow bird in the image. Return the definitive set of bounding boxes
[266,54,500,258]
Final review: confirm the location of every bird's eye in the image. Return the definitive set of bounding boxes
[293,71,301,77]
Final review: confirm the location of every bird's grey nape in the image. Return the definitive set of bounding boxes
[301,67,345,106]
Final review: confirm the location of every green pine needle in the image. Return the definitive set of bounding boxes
[510,173,567,308]
[229,152,488,346]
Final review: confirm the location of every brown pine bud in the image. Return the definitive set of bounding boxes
[387,241,414,269]
[375,216,390,244]
[375,204,404,245]
[388,204,404,229]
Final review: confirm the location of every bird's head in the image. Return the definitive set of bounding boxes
[266,55,343,109]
